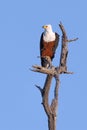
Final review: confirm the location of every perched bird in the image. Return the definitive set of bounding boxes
[40,24,59,68]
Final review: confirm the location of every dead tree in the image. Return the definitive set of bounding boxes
[31,22,78,130]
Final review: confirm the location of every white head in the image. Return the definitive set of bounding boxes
[42,24,53,33]
[42,24,55,42]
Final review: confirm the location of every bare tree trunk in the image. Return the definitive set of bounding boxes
[31,22,78,130]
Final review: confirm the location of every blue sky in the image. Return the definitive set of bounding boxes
[0,0,87,130]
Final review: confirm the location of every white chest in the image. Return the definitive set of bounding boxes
[43,32,55,42]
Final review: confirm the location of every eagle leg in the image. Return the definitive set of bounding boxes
[41,56,52,69]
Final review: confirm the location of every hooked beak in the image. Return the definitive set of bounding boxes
[42,25,47,29]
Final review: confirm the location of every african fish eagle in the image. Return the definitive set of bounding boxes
[40,24,59,68]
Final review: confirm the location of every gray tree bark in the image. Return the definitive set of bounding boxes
[31,22,78,130]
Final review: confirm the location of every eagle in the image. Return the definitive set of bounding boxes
[40,24,59,68]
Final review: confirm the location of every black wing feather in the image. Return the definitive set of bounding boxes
[51,33,59,59]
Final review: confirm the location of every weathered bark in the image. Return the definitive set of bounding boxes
[31,22,78,130]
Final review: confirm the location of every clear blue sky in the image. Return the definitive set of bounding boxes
[0,0,87,130]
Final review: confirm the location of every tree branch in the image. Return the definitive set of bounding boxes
[31,22,78,130]
[31,65,56,75]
